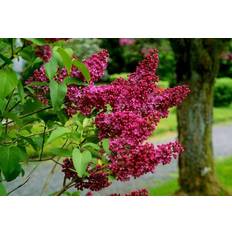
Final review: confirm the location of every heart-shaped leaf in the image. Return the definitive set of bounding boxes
[72,148,92,177]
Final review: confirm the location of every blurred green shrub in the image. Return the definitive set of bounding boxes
[214,78,232,106]
[65,39,102,59]
[100,39,175,82]
[158,80,169,88]
[219,40,232,78]
[108,73,129,82]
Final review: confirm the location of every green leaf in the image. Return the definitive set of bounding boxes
[72,148,92,177]
[70,131,82,141]
[19,136,39,152]
[64,191,80,196]
[48,148,72,157]
[0,183,7,196]
[0,123,3,137]
[46,127,71,144]
[64,48,74,57]
[64,77,86,86]
[19,46,35,62]
[0,53,12,65]
[0,69,18,99]
[49,79,67,111]
[17,81,25,104]
[0,146,26,182]
[108,175,115,182]
[57,48,72,74]
[27,81,48,87]
[82,142,100,151]
[73,60,91,83]
[44,57,58,80]
[25,38,46,46]
[56,111,68,125]
[0,98,7,114]
[102,138,110,153]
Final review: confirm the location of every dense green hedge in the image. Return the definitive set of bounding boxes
[214,78,232,107]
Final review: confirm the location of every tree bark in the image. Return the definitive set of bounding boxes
[170,39,228,195]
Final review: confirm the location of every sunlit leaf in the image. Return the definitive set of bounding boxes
[72,60,91,83]
[46,127,71,144]
[49,79,67,111]
[72,148,92,177]
[0,69,18,99]
[57,48,72,74]
[44,57,58,80]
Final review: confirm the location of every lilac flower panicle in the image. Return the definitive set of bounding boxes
[26,47,190,195]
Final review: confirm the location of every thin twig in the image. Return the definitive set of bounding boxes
[7,176,31,195]
[28,157,54,162]
[2,106,52,126]
[26,128,54,138]
[63,176,67,188]
[4,88,15,112]
[7,163,40,195]
[3,89,15,135]
[54,180,76,196]
[0,43,26,69]
[39,124,47,161]
[51,158,63,166]
[8,100,20,112]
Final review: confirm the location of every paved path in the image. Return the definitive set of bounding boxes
[5,123,232,196]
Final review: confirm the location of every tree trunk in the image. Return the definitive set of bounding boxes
[171,39,228,195]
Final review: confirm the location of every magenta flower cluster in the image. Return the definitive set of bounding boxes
[62,159,110,191]
[119,38,136,46]
[35,45,52,62]
[111,189,149,196]
[25,49,109,112]
[26,47,190,195]
[64,50,189,183]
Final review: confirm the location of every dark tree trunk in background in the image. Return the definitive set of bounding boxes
[170,39,228,195]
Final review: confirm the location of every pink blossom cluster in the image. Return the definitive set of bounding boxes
[95,111,156,143]
[64,49,189,188]
[119,38,136,46]
[62,159,110,192]
[108,141,183,181]
[35,45,52,62]
[62,49,189,191]
[70,50,190,119]
[26,47,190,195]
[92,50,189,181]
[25,49,109,111]
[221,52,232,61]
[86,189,148,196]
[111,189,149,196]
[141,47,154,57]
[25,66,49,104]
[44,38,69,43]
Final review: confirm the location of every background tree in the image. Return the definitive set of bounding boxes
[171,38,229,195]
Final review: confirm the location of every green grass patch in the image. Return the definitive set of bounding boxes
[152,105,232,137]
[149,156,232,196]
[109,73,129,81]
[154,108,177,136]
[213,106,232,123]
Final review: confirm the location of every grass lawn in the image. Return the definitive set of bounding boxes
[153,105,232,137]
[149,156,232,196]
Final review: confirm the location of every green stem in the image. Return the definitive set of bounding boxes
[39,124,47,161]
[2,106,52,126]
